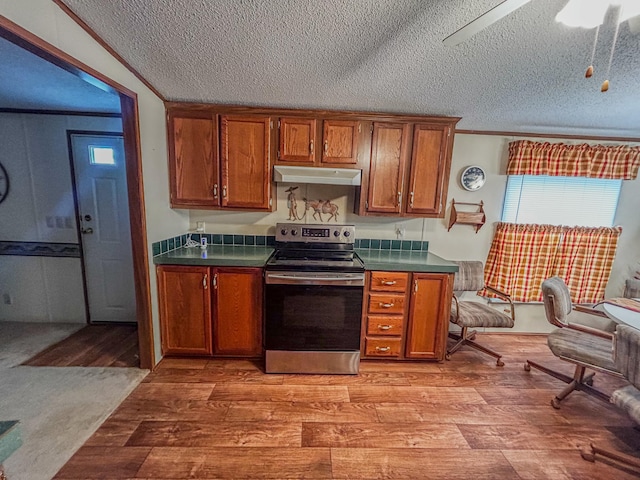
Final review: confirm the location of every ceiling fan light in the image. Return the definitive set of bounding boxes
[555,0,609,28]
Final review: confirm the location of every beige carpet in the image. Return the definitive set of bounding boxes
[0,322,148,480]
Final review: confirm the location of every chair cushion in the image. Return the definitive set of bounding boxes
[547,328,617,373]
[567,310,618,333]
[611,385,640,425]
[451,300,515,328]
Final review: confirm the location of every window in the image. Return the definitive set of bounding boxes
[502,175,621,227]
[89,146,116,166]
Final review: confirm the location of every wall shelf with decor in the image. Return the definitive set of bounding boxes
[447,199,485,233]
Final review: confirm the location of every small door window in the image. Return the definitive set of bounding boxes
[89,145,116,166]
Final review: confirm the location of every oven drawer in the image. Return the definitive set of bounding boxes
[367,293,406,315]
[366,315,404,336]
[369,272,409,293]
[364,337,402,357]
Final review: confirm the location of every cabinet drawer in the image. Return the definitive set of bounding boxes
[368,293,406,315]
[366,315,404,336]
[365,337,402,357]
[369,272,409,292]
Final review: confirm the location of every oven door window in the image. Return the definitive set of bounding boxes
[265,284,363,351]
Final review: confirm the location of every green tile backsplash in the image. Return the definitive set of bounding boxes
[153,232,428,257]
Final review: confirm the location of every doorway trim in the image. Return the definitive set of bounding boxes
[0,15,155,369]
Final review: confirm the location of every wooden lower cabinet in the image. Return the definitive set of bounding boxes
[405,273,454,360]
[213,268,263,356]
[361,270,453,361]
[157,265,263,357]
[157,265,213,356]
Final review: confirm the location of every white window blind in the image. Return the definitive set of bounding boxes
[502,175,621,227]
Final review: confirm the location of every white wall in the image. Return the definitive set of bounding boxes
[0,113,121,323]
[0,1,190,358]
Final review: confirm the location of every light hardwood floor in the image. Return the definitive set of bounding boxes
[54,334,640,479]
[22,324,139,368]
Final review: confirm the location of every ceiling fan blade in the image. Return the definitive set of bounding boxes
[443,0,533,46]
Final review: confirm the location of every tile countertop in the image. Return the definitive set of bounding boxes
[355,249,459,273]
[153,246,274,267]
[153,245,458,273]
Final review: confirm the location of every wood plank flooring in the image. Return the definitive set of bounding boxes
[22,324,139,367]
[55,334,640,479]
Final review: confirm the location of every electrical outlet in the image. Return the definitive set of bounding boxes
[196,221,205,233]
[394,224,406,239]
[2,293,12,305]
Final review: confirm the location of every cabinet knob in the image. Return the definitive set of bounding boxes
[375,346,391,352]
[379,302,395,308]
[377,324,393,331]
[381,280,396,286]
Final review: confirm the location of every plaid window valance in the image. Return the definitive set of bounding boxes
[507,140,640,179]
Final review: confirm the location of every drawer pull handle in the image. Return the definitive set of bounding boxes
[381,280,397,286]
[375,346,391,352]
[379,302,395,308]
[377,324,393,330]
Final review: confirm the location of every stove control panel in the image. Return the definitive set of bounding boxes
[275,223,356,244]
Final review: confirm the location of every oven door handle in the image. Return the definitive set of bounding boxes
[265,272,365,286]
[269,274,356,281]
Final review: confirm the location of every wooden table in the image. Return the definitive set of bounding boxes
[602,299,640,330]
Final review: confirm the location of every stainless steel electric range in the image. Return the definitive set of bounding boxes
[264,223,365,374]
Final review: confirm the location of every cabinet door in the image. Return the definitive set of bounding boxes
[212,268,263,356]
[220,115,272,209]
[367,122,410,213]
[168,113,219,207]
[405,273,453,360]
[278,117,316,164]
[157,265,213,356]
[405,124,451,216]
[322,120,359,164]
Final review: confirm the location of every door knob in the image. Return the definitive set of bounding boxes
[81,227,94,234]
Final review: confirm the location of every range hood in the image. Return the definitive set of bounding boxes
[273,166,361,186]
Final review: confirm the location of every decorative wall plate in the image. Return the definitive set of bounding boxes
[0,161,9,204]
[460,165,486,191]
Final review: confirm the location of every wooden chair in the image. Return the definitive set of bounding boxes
[525,276,623,409]
[447,261,515,367]
[581,324,640,471]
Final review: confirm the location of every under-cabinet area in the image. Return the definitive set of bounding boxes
[166,103,458,218]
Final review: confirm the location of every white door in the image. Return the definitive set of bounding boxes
[71,133,136,323]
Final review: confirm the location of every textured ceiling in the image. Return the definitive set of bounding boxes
[59,0,640,137]
[0,36,121,113]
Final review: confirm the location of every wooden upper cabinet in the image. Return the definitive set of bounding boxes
[406,124,452,216]
[405,273,453,360]
[322,120,359,164]
[212,268,263,356]
[367,122,410,214]
[278,117,316,164]
[168,113,219,207]
[220,115,272,210]
[157,265,213,356]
